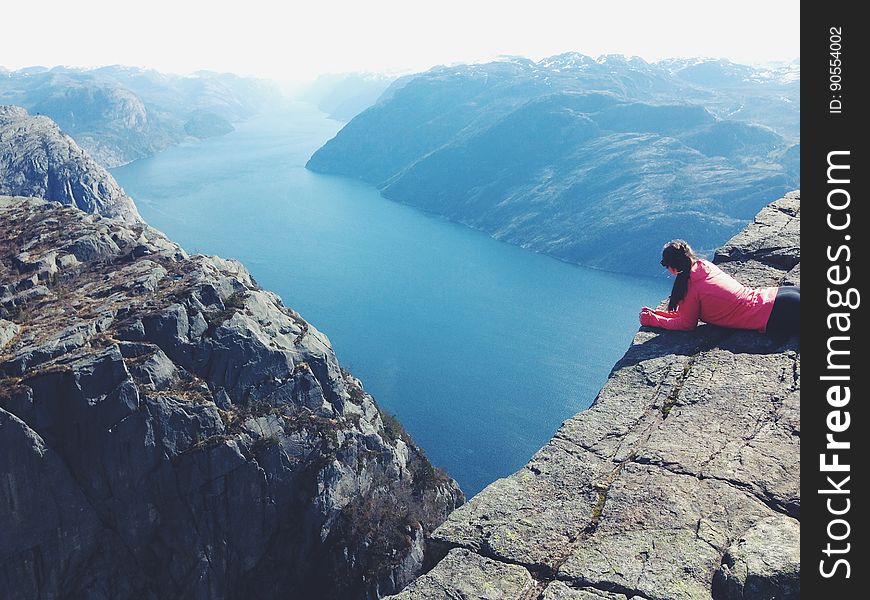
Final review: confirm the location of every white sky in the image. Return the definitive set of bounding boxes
[4,1,800,81]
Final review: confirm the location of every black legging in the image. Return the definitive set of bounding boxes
[766,286,800,337]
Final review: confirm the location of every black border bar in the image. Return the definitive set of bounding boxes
[802,3,866,595]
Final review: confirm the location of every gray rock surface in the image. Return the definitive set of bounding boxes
[0,196,463,599]
[388,548,535,599]
[711,515,800,600]
[388,191,799,599]
[0,319,18,349]
[0,106,141,221]
[542,581,634,600]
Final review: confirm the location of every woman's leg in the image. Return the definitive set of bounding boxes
[766,286,800,337]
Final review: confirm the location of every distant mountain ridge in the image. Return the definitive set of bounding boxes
[300,72,397,121]
[0,65,284,167]
[307,53,799,275]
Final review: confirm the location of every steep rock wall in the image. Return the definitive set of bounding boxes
[0,196,463,599]
[390,191,800,600]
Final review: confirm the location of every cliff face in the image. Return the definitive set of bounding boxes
[0,106,141,222]
[0,196,463,599]
[390,191,800,599]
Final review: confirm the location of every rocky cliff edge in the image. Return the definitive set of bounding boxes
[390,191,800,600]
[0,196,463,599]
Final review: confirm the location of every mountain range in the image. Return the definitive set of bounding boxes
[1,65,284,167]
[307,54,799,274]
[300,72,396,121]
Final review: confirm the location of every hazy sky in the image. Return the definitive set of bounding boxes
[5,1,799,81]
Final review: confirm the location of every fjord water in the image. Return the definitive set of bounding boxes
[112,103,669,496]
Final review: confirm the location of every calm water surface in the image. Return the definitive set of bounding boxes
[112,103,669,496]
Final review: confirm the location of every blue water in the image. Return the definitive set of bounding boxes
[112,103,669,496]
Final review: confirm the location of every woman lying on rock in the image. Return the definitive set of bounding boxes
[639,239,800,338]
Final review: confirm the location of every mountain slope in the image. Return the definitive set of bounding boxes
[389,191,800,599]
[0,106,141,221]
[307,55,799,275]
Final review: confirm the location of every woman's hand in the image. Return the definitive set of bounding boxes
[639,306,654,325]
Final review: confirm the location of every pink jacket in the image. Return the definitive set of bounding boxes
[640,259,777,332]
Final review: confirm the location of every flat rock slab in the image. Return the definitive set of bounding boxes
[541,581,635,599]
[712,515,800,600]
[557,463,775,600]
[386,548,535,599]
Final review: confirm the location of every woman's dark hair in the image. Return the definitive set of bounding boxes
[661,239,697,311]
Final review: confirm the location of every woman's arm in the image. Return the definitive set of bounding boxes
[639,292,700,331]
